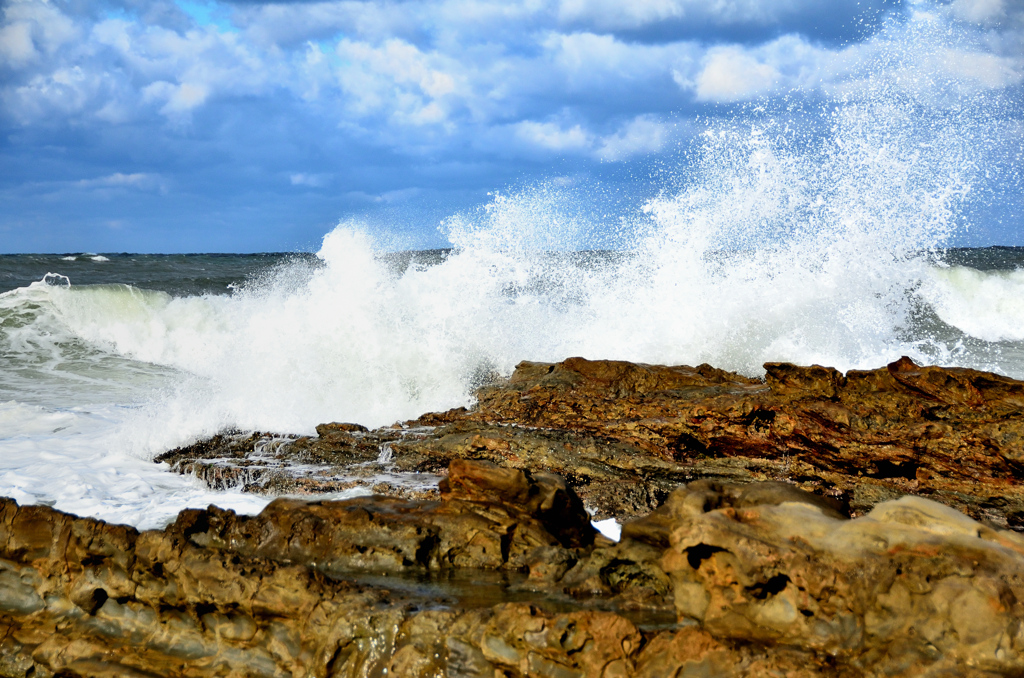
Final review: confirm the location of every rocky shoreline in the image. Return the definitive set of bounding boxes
[4,356,1024,676]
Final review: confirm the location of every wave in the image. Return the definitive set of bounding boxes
[922,266,1024,342]
[0,4,1016,453]
[2,251,1021,457]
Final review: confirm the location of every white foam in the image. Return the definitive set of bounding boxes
[922,266,1024,342]
[592,518,622,542]
[0,401,270,529]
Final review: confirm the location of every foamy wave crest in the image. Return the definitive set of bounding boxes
[109,228,538,449]
[922,266,1024,342]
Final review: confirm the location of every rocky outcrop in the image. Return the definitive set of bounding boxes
[644,480,1024,675]
[160,356,1024,528]
[5,460,1024,676]
[111,356,1024,675]
[0,460,619,678]
[435,356,1024,527]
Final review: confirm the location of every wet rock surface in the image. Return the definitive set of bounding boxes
[162,356,1024,528]
[0,460,642,678]
[8,357,1024,676]
[4,460,1024,676]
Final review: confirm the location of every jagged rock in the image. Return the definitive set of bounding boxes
[167,459,596,575]
[0,461,635,678]
[14,354,1024,677]
[158,357,1024,528]
[412,356,1024,527]
[6,465,1024,675]
[645,480,1024,675]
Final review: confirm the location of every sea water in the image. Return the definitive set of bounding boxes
[1,6,1021,529]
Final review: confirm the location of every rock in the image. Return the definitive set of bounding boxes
[21,348,1024,677]
[440,458,596,549]
[439,356,1024,528]
[0,462,632,678]
[650,480,1024,675]
[155,428,444,500]
[24,354,1020,677]
[7,465,1024,676]
[159,357,1024,529]
[170,459,596,574]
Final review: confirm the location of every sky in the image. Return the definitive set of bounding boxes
[0,0,1022,253]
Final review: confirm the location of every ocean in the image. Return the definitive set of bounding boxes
[2,243,1023,529]
[2,7,1022,528]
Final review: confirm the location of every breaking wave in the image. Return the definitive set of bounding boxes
[0,2,1019,525]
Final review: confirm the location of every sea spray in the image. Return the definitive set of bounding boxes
[65,7,1018,448]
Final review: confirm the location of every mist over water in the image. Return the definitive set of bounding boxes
[0,3,1021,526]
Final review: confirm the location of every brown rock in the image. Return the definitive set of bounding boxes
[652,480,1024,674]
[448,356,1024,527]
[159,357,1024,528]
[7,460,1024,676]
[0,462,615,678]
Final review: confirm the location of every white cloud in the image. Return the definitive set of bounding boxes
[75,172,164,191]
[950,0,1005,24]
[694,47,780,102]
[0,0,1020,166]
[290,173,332,187]
[0,0,78,67]
[671,34,834,103]
[938,48,1022,88]
[143,80,210,116]
[544,31,699,92]
[234,1,420,48]
[595,115,671,161]
[0,22,36,66]
[556,0,815,30]
[6,67,93,122]
[557,0,683,29]
[334,38,462,126]
[515,120,593,152]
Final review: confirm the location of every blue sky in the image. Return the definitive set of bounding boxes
[1,0,1021,252]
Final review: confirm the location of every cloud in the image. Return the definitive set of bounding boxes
[10,172,168,198]
[0,21,37,65]
[515,120,592,153]
[142,80,210,116]
[1,0,1021,251]
[289,172,331,187]
[937,47,1022,88]
[950,0,1005,24]
[595,115,671,161]
[544,31,699,93]
[693,47,780,102]
[553,0,895,35]
[0,0,78,67]
[333,37,462,126]
[75,172,165,191]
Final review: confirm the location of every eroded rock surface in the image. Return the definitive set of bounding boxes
[647,480,1024,675]
[96,356,1024,675]
[161,356,1024,528]
[4,462,1024,676]
[442,356,1024,526]
[0,460,620,678]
